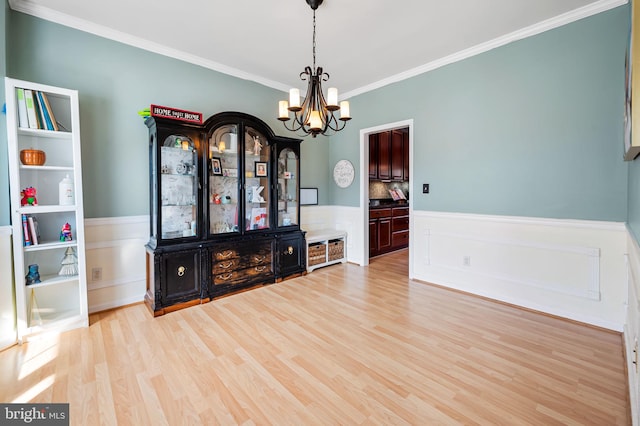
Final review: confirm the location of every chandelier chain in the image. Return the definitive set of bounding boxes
[312,10,317,71]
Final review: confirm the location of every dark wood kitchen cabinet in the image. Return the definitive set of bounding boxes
[369,207,392,257]
[369,128,408,181]
[144,111,306,316]
[370,205,408,257]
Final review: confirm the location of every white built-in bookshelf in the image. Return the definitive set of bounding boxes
[5,77,87,342]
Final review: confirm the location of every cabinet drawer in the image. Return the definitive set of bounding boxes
[392,207,409,217]
[213,264,272,286]
[392,216,409,232]
[245,249,271,266]
[212,258,241,274]
[370,208,392,219]
[392,231,409,248]
[213,249,239,261]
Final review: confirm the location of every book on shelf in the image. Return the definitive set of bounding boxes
[16,88,29,128]
[23,90,39,130]
[22,214,32,246]
[40,91,59,131]
[32,91,45,129]
[35,91,54,130]
[27,216,39,245]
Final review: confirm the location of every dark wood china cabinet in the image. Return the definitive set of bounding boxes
[145,111,305,316]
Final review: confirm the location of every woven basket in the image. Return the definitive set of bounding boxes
[20,149,46,166]
[308,242,326,266]
[328,239,344,261]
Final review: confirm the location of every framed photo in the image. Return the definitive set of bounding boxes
[255,161,268,177]
[300,188,318,205]
[211,157,222,176]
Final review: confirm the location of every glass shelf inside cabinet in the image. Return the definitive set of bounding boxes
[209,124,240,235]
[160,135,197,239]
[244,127,270,231]
[277,148,298,227]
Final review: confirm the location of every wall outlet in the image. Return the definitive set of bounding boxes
[91,267,102,281]
[463,256,471,266]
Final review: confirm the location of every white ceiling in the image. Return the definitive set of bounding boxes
[8,0,627,99]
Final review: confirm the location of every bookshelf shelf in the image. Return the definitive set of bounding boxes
[6,77,88,343]
[26,274,79,289]
[18,128,72,139]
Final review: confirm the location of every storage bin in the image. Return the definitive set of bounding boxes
[328,239,344,261]
[308,242,326,266]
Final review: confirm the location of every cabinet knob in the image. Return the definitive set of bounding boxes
[177,266,186,277]
[285,246,294,255]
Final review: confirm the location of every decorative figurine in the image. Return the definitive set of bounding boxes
[253,136,262,156]
[58,247,78,276]
[20,187,38,206]
[60,222,73,241]
[25,264,41,285]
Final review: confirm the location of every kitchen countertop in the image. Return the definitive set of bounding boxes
[369,199,409,209]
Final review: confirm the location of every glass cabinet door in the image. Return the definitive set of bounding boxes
[160,134,198,240]
[277,148,299,227]
[244,127,270,231]
[208,124,240,235]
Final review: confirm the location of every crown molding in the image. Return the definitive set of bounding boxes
[8,0,627,98]
[341,0,628,99]
[7,0,292,92]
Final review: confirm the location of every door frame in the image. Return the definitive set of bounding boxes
[359,119,414,276]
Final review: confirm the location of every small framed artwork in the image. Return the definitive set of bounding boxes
[300,188,318,205]
[211,157,222,176]
[255,161,268,177]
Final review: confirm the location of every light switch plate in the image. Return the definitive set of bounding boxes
[423,184,430,194]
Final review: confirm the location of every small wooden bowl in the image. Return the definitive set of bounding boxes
[20,149,46,166]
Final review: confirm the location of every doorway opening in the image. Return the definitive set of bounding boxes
[359,119,414,278]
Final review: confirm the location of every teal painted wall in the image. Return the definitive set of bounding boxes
[331,6,629,222]
[4,11,330,218]
[0,0,8,226]
[1,6,631,223]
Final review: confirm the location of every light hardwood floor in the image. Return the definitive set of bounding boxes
[0,250,630,425]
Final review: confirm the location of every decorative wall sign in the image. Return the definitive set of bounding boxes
[151,104,203,124]
[333,159,355,188]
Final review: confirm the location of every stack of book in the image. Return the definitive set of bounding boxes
[21,214,40,246]
[15,88,59,131]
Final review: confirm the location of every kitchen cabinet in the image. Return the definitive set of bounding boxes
[369,207,392,257]
[369,205,409,257]
[369,128,409,181]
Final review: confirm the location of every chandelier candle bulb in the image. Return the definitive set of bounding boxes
[327,88,338,107]
[279,100,289,119]
[289,89,301,110]
[340,101,351,120]
[309,111,322,130]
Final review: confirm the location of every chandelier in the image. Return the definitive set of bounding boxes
[278,0,351,138]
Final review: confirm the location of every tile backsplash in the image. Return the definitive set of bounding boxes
[369,180,410,200]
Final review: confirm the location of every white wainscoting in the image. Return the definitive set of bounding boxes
[411,211,627,331]
[301,205,363,265]
[626,229,640,426]
[84,216,147,313]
